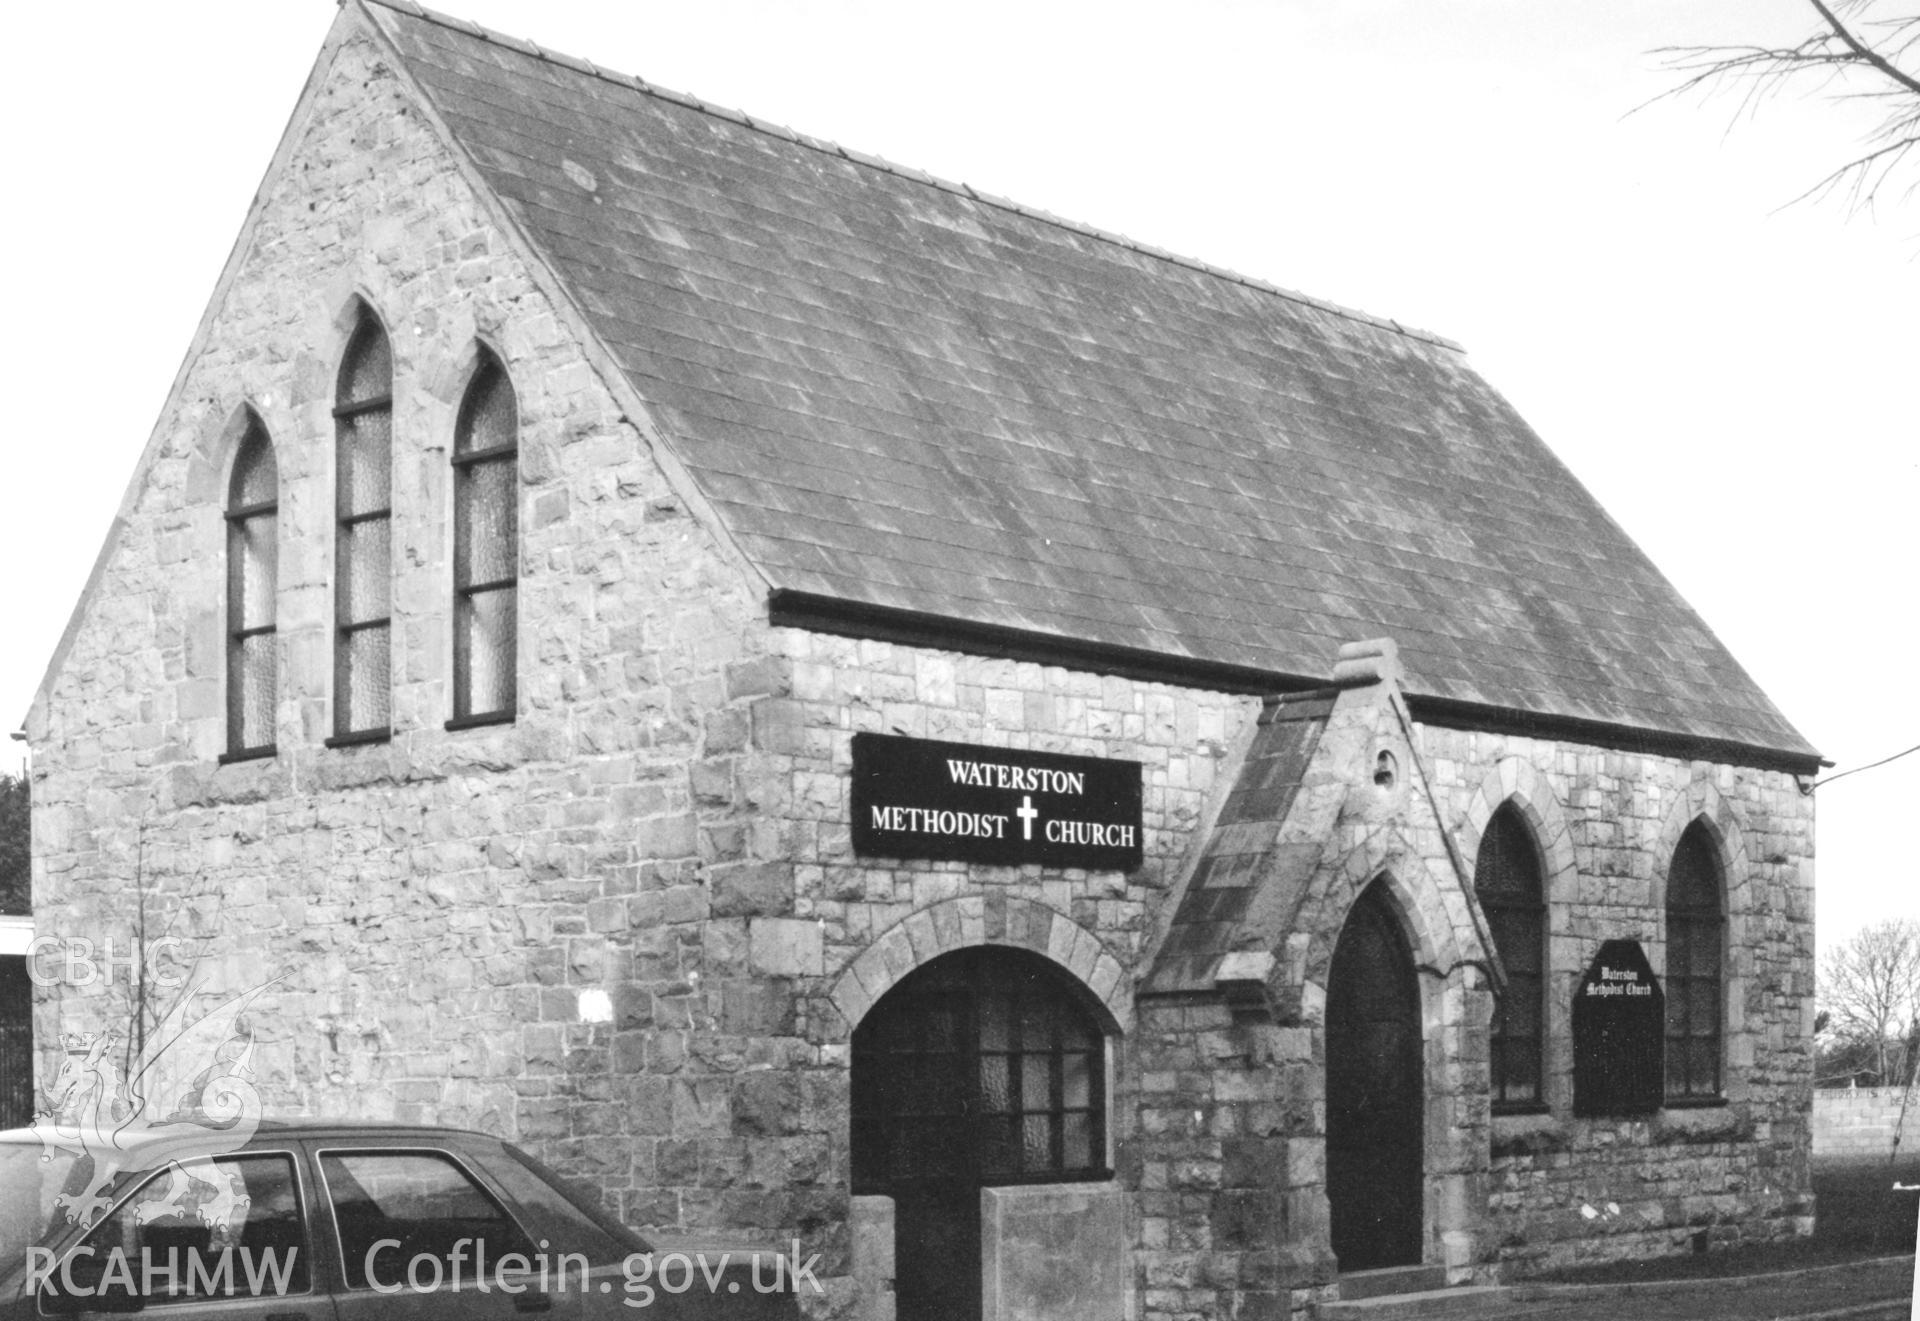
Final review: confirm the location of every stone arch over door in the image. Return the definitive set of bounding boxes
[1298,833,1486,996]
[827,895,1130,1036]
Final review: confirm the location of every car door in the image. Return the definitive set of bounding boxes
[309,1143,551,1321]
[472,1143,799,1319]
[32,1147,335,1321]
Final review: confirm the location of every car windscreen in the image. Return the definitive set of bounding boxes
[495,1143,650,1262]
[0,1142,87,1270]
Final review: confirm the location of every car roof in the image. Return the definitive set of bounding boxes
[0,1119,506,1146]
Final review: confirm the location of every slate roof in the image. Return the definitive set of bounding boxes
[363,0,1815,763]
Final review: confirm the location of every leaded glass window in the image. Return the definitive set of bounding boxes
[332,311,392,744]
[1475,802,1545,1111]
[451,351,517,726]
[224,419,277,760]
[1665,822,1724,1102]
[851,947,1108,1193]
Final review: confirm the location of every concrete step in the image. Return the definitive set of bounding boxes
[1337,1265,1450,1299]
[1315,1284,1516,1320]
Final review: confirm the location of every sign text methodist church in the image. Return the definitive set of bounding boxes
[851,733,1144,871]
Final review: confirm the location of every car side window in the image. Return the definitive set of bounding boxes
[487,1145,646,1266]
[44,1154,311,1308]
[320,1149,533,1292]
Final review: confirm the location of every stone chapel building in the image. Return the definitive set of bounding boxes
[24,3,1821,1318]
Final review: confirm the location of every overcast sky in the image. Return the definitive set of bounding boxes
[3,1,1913,957]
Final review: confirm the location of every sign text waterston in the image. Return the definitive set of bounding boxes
[850,733,1143,871]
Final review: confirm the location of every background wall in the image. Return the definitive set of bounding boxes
[1813,1088,1920,1162]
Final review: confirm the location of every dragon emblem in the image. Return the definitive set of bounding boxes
[32,981,272,1233]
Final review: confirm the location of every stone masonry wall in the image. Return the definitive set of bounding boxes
[754,631,1265,1317]
[1128,678,1493,1321]
[1427,728,1817,1273]
[1097,702,1814,1319]
[747,693,1818,1305]
[759,627,1258,1017]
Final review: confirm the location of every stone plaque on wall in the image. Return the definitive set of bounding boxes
[851,733,1143,871]
[1572,938,1664,1117]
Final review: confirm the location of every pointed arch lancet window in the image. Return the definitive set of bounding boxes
[1475,802,1546,1111]
[450,350,518,727]
[1665,822,1724,1102]
[224,418,278,761]
[331,312,393,744]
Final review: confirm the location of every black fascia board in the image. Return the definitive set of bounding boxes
[766,590,1826,778]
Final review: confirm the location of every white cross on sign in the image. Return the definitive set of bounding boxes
[1015,795,1040,840]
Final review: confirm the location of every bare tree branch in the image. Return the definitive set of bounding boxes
[1820,918,1920,1085]
[1652,0,1920,216]
[1810,0,1920,96]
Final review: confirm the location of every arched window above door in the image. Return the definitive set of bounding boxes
[851,945,1110,1321]
[851,946,1109,1193]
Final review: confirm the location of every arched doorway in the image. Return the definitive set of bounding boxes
[1325,878,1424,1271]
[851,947,1111,1321]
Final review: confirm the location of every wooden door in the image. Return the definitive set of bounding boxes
[856,977,978,1321]
[1325,880,1424,1271]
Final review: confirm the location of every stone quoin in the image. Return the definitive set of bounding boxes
[22,4,1820,1319]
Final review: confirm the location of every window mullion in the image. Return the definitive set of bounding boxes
[964,975,983,1189]
[1050,1013,1065,1173]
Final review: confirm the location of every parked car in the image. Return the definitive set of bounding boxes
[0,1121,801,1318]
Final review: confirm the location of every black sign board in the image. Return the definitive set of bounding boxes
[1572,939,1665,1117]
[851,733,1143,871]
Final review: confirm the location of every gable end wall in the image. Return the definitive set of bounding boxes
[29,18,776,1228]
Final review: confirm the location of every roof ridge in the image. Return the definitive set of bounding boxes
[356,0,1463,353]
